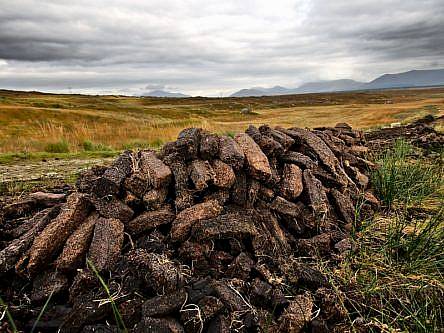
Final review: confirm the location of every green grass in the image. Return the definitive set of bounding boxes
[82,140,112,152]
[122,138,164,150]
[324,142,444,332]
[371,139,444,208]
[224,130,236,138]
[44,139,70,153]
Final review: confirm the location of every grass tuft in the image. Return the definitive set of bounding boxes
[224,131,236,138]
[371,139,443,208]
[82,140,112,152]
[44,139,70,153]
[385,208,444,270]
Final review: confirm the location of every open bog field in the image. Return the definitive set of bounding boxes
[1,87,443,156]
[1,87,443,187]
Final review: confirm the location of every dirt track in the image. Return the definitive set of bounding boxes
[0,158,113,184]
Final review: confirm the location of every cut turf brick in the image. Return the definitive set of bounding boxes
[0,206,60,273]
[56,212,98,271]
[27,193,91,275]
[189,159,215,190]
[170,200,223,242]
[280,164,303,200]
[218,135,245,170]
[199,131,221,160]
[93,151,134,196]
[330,189,355,225]
[87,217,124,271]
[91,195,134,223]
[139,150,172,188]
[234,133,272,181]
[303,169,329,217]
[246,125,284,157]
[143,187,169,210]
[280,151,318,170]
[127,205,175,235]
[31,270,69,302]
[124,172,150,198]
[134,317,185,333]
[126,249,185,293]
[271,196,305,218]
[259,125,295,150]
[142,289,187,317]
[211,159,236,189]
[191,210,258,241]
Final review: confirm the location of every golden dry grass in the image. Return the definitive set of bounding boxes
[0,87,443,153]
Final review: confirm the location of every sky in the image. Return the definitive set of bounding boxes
[0,0,443,96]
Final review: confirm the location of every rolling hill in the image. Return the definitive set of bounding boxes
[230,69,444,97]
[364,69,444,89]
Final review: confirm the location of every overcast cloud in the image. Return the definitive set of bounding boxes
[0,0,443,96]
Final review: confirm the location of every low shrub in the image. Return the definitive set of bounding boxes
[44,140,70,153]
[82,140,112,152]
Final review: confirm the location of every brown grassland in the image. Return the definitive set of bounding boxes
[1,87,443,155]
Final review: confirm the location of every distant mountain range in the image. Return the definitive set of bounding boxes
[139,69,444,98]
[364,69,444,89]
[230,69,444,97]
[142,90,190,98]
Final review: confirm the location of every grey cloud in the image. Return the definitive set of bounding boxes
[0,0,443,95]
[145,84,165,90]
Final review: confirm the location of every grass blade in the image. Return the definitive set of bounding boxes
[0,296,18,333]
[31,288,55,333]
[87,258,127,332]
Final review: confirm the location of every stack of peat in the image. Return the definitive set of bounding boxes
[365,114,444,152]
[0,123,379,332]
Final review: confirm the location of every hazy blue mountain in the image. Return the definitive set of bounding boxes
[364,69,444,89]
[262,86,294,95]
[230,69,444,97]
[229,80,364,97]
[230,88,268,97]
[230,86,294,97]
[295,79,365,93]
[142,90,190,97]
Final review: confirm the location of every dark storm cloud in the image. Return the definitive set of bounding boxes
[362,21,444,59]
[0,0,443,95]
